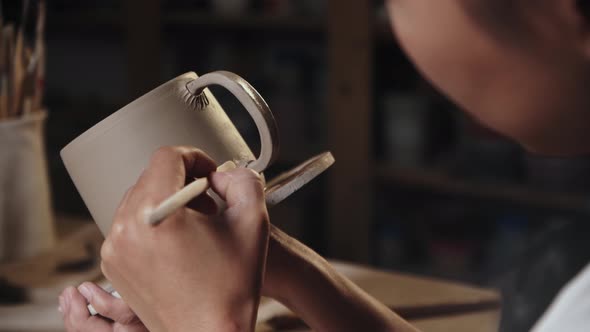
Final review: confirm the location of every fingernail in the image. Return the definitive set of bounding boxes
[213,170,231,180]
[78,284,91,301]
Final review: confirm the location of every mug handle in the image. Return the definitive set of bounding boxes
[186,71,280,173]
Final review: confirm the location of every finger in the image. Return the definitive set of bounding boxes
[110,187,135,234]
[135,146,217,203]
[186,192,218,215]
[114,186,134,215]
[210,168,264,205]
[209,168,268,227]
[78,282,139,325]
[61,286,112,331]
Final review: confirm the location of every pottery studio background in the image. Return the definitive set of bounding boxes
[2,1,590,331]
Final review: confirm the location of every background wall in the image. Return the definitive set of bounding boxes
[3,1,590,331]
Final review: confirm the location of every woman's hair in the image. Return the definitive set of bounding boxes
[578,0,590,20]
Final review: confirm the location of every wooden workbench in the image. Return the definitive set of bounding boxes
[0,216,500,331]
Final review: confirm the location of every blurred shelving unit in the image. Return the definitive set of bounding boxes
[375,164,590,216]
[164,11,324,34]
[48,11,324,39]
[325,0,373,262]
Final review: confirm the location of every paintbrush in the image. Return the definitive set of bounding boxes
[11,0,29,117]
[0,1,5,120]
[2,24,13,119]
[20,0,41,115]
[32,0,45,111]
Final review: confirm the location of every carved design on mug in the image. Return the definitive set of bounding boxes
[182,82,211,111]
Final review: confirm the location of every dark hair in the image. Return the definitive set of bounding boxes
[578,0,590,20]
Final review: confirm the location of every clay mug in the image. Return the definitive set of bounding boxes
[61,71,279,235]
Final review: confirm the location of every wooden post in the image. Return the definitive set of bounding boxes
[326,0,373,262]
[124,0,162,98]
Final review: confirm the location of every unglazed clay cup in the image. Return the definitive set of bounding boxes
[61,71,279,235]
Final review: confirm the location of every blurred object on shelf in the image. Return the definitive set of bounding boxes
[525,154,590,194]
[210,0,251,16]
[381,92,429,167]
[0,0,53,263]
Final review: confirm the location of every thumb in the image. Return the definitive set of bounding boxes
[209,168,267,226]
[78,282,139,325]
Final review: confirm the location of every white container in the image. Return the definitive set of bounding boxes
[0,111,56,262]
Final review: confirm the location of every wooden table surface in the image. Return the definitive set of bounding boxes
[256,262,500,332]
[0,216,501,332]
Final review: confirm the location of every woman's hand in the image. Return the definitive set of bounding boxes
[99,146,270,332]
[59,144,414,332]
[59,282,147,332]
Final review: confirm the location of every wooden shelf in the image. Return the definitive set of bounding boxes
[48,11,122,28]
[46,11,123,39]
[48,10,324,36]
[375,164,590,214]
[47,9,395,41]
[164,11,324,34]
